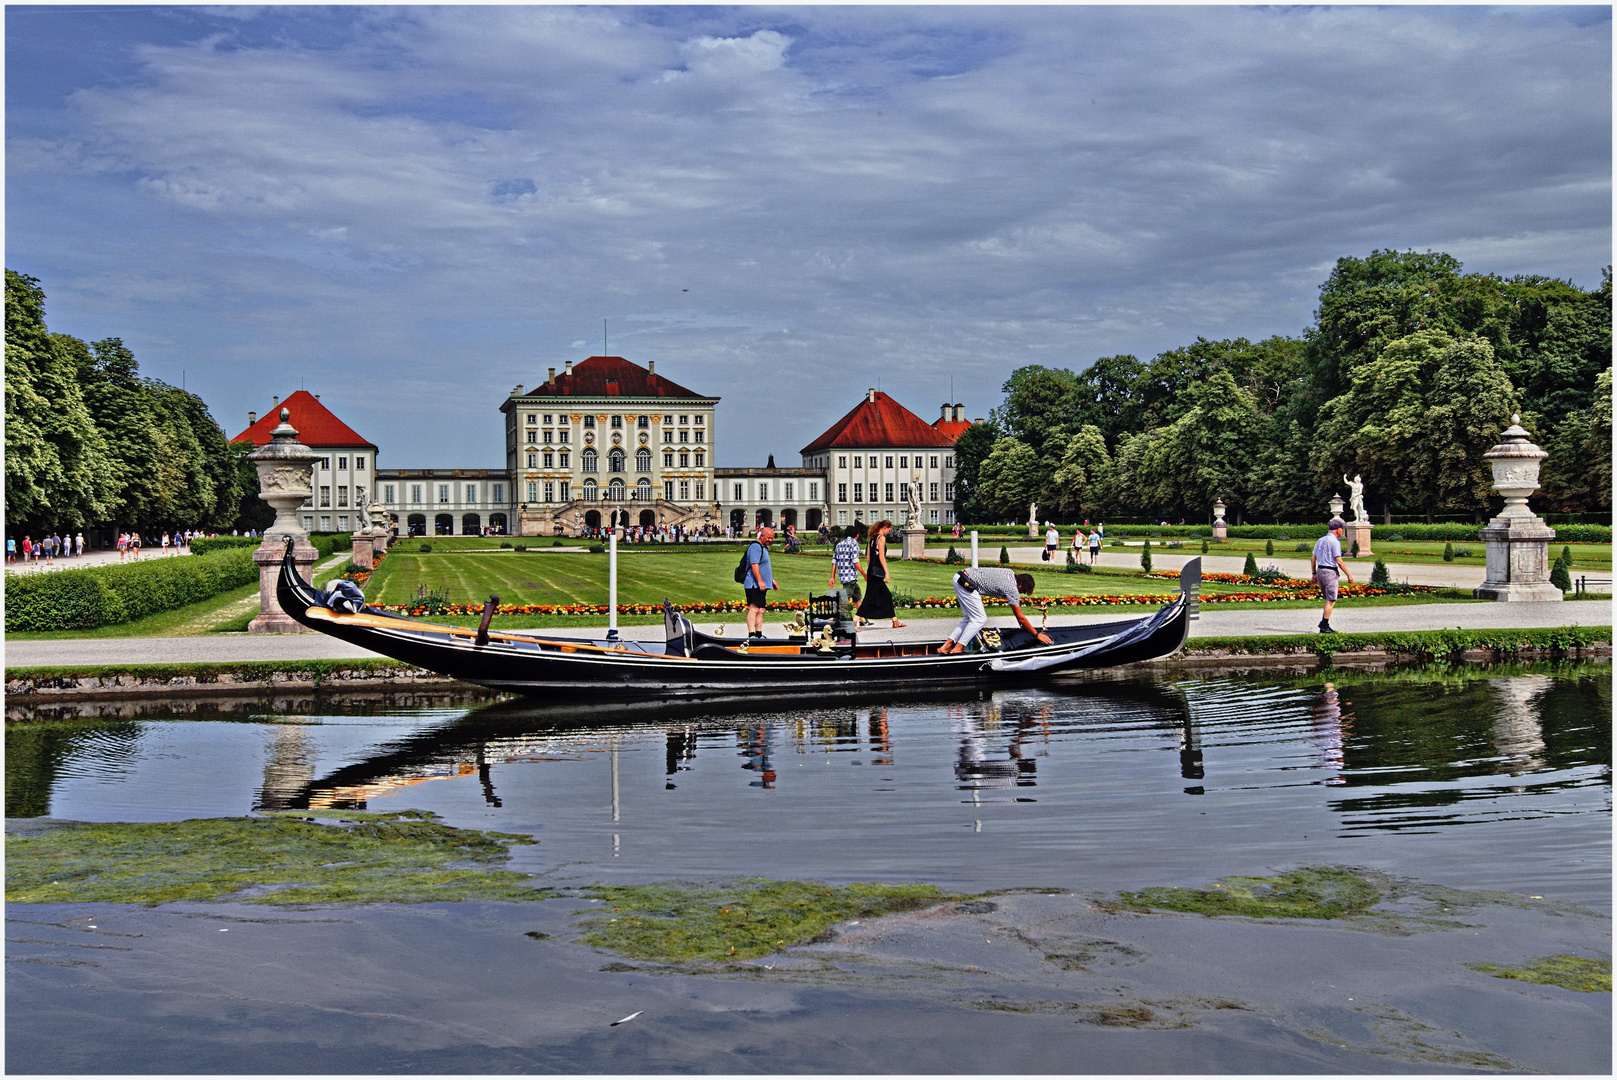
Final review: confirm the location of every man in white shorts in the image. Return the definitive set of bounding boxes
[939,567,1054,653]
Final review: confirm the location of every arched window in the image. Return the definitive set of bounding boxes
[609,450,625,473]
[582,448,598,473]
[636,448,651,473]
[582,479,598,502]
[608,479,626,502]
[636,478,653,501]
[434,514,454,535]
[462,513,481,534]
[490,513,508,534]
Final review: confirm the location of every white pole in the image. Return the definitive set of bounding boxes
[970,530,979,568]
[607,528,619,639]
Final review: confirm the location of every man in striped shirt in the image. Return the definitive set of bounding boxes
[829,521,870,627]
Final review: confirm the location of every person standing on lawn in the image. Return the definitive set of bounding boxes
[1044,524,1060,562]
[1311,517,1354,634]
[856,520,906,629]
[742,526,779,639]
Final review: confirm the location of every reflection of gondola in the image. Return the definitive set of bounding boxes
[277,539,1199,699]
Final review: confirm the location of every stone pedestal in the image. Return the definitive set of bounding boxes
[1211,522,1227,540]
[249,537,320,634]
[350,532,374,569]
[1344,521,1373,557]
[900,523,927,561]
[1473,415,1560,603]
[517,506,549,537]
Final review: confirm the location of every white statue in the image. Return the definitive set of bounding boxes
[906,474,921,523]
[1343,474,1366,522]
[1027,502,1038,527]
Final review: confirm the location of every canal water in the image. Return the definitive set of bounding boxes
[10,662,1609,908]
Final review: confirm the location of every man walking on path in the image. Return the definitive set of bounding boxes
[1311,517,1354,634]
[828,521,870,628]
[742,526,779,639]
[939,567,1054,653]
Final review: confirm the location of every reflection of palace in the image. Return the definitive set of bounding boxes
[235,355,975,538]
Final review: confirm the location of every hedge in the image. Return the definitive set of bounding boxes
[190,536,260,556]
[5,547,259,632]
[954,522,1610,543]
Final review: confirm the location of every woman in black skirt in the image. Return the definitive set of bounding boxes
[857,519,906,629]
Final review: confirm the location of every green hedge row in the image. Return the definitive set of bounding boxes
[190,536,261,556]
[5,547,259,632]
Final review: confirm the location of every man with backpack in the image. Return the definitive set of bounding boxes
[737,526,779,639]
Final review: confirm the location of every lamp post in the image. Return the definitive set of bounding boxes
[247,409,321,633]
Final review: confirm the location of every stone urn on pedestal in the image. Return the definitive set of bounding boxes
[1211,499,1227,540]
[1474,416,1561,602]
[247,410,322,633]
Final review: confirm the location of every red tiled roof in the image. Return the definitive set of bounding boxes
[800,392,956,454]
[932,419,972,442]
[520,356,708,400]
[230,390,376,450]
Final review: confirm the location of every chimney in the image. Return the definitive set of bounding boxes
[973,417,985,426]
[954,403,963,422]
[248,411,257,426]
[513,384,524,395]
[647,359,655,374]
[940,403,950,421]
[272,394,279,405]
[866,388,876,403]
[565,360,573,376]
[313,393,320,400]
[547,368,555,386]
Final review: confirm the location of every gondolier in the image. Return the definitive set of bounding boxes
[939,567,1053,654]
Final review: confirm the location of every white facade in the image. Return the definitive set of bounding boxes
[375,469,513,535]
[803,447,957,529]
[715,468,828,534]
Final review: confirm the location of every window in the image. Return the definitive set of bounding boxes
[734,483,744,500]
[930,483,939,502]
[945,456,953,468]
[582,449,598,473]
[527,452,537,468]
[321,516,331,531]
[542,452,553,468]
[303,516,314,531]
[562,451,572,468]
[945,509,955,524]
[583,415,595,429]
[438,484,450,504]
[637,415,649,429]
[886,483,895,502]
[559,481,570,501]
[637,448,651,472]
[679,452,689,468]
[338,486,349,507]
[492,484,503,502]
[559,429,570,443]
[528,482,539,502]
[838,510,848,525]
[929,456,938,469]
[610,415,622,429]
[679,430,689,443]
[320,486,331,507]
[930,509,939,523]
[526,431,537,444]
[527,414,537,425]
[758,483,768,501]
[897,483,908,503]
[697,481,707,500]
[384,484,395,503]
[852,485,862,503]
[694,415,703,425]
[637,478,652,500]
[838,456,847,468]
[679,415,688,424]
[466,484,477,502]
[694,452,704,467]
[885,456,894,469]
[609,479,625,501]
[679,481,690,500]
[543,482,553,502]
[544,414,552,424]
[785,482,794,500]
[543,430,553,443]
[693,430,704,444]
[838,483,847,502]
[664,481,674,500]
[946,482,955,500]
[583,479,598,501]
[664,430,674,444]
[853,456,861,468]
[338,456,348,470]
[357,456,367,470]
[898,456,907,469]
[809,482,819,500]
[411,484,422,503]
[664,452,674,467]
[868,483,879,501]
[609,450,625,473]
[663,414,674,424]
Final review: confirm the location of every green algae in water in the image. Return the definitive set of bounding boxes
[1468,954,1612,993]
[573,878,962,962]
[5,810,546,906]
[1116,867,1382,920]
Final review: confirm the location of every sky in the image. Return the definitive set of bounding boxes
[6,4,1611,469]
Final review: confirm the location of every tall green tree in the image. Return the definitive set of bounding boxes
[973,437,1040,521]
[1048,423,1112,517]
[1537,368,1612,516]
[951,421,999,524]
[4,271,116,532]
[991,366,1080,458]
[1135,370,1264,522]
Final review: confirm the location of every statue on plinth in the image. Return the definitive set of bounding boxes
[906,473,921,524]
[1343,474,1367,522]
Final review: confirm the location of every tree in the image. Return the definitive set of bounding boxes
[974,438,1040,521]
[991,366,1080,458]
[1132,371,1263,522]
[1538,368,1612,515]
[1049,424,1111,517]
[951,421,999,524]
[4,271,116,532]
[232,440,278,533]
[1414,336,1519,519]
[1070,354,1146,446]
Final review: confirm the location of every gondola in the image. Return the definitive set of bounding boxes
[277,537,1199,699]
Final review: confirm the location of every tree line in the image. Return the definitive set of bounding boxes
[954,250,1612,525]
[5,270,260,538]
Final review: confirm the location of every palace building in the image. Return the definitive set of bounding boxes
[502,355,721,535]
[801,390,961,529]
[232,390,379,535]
